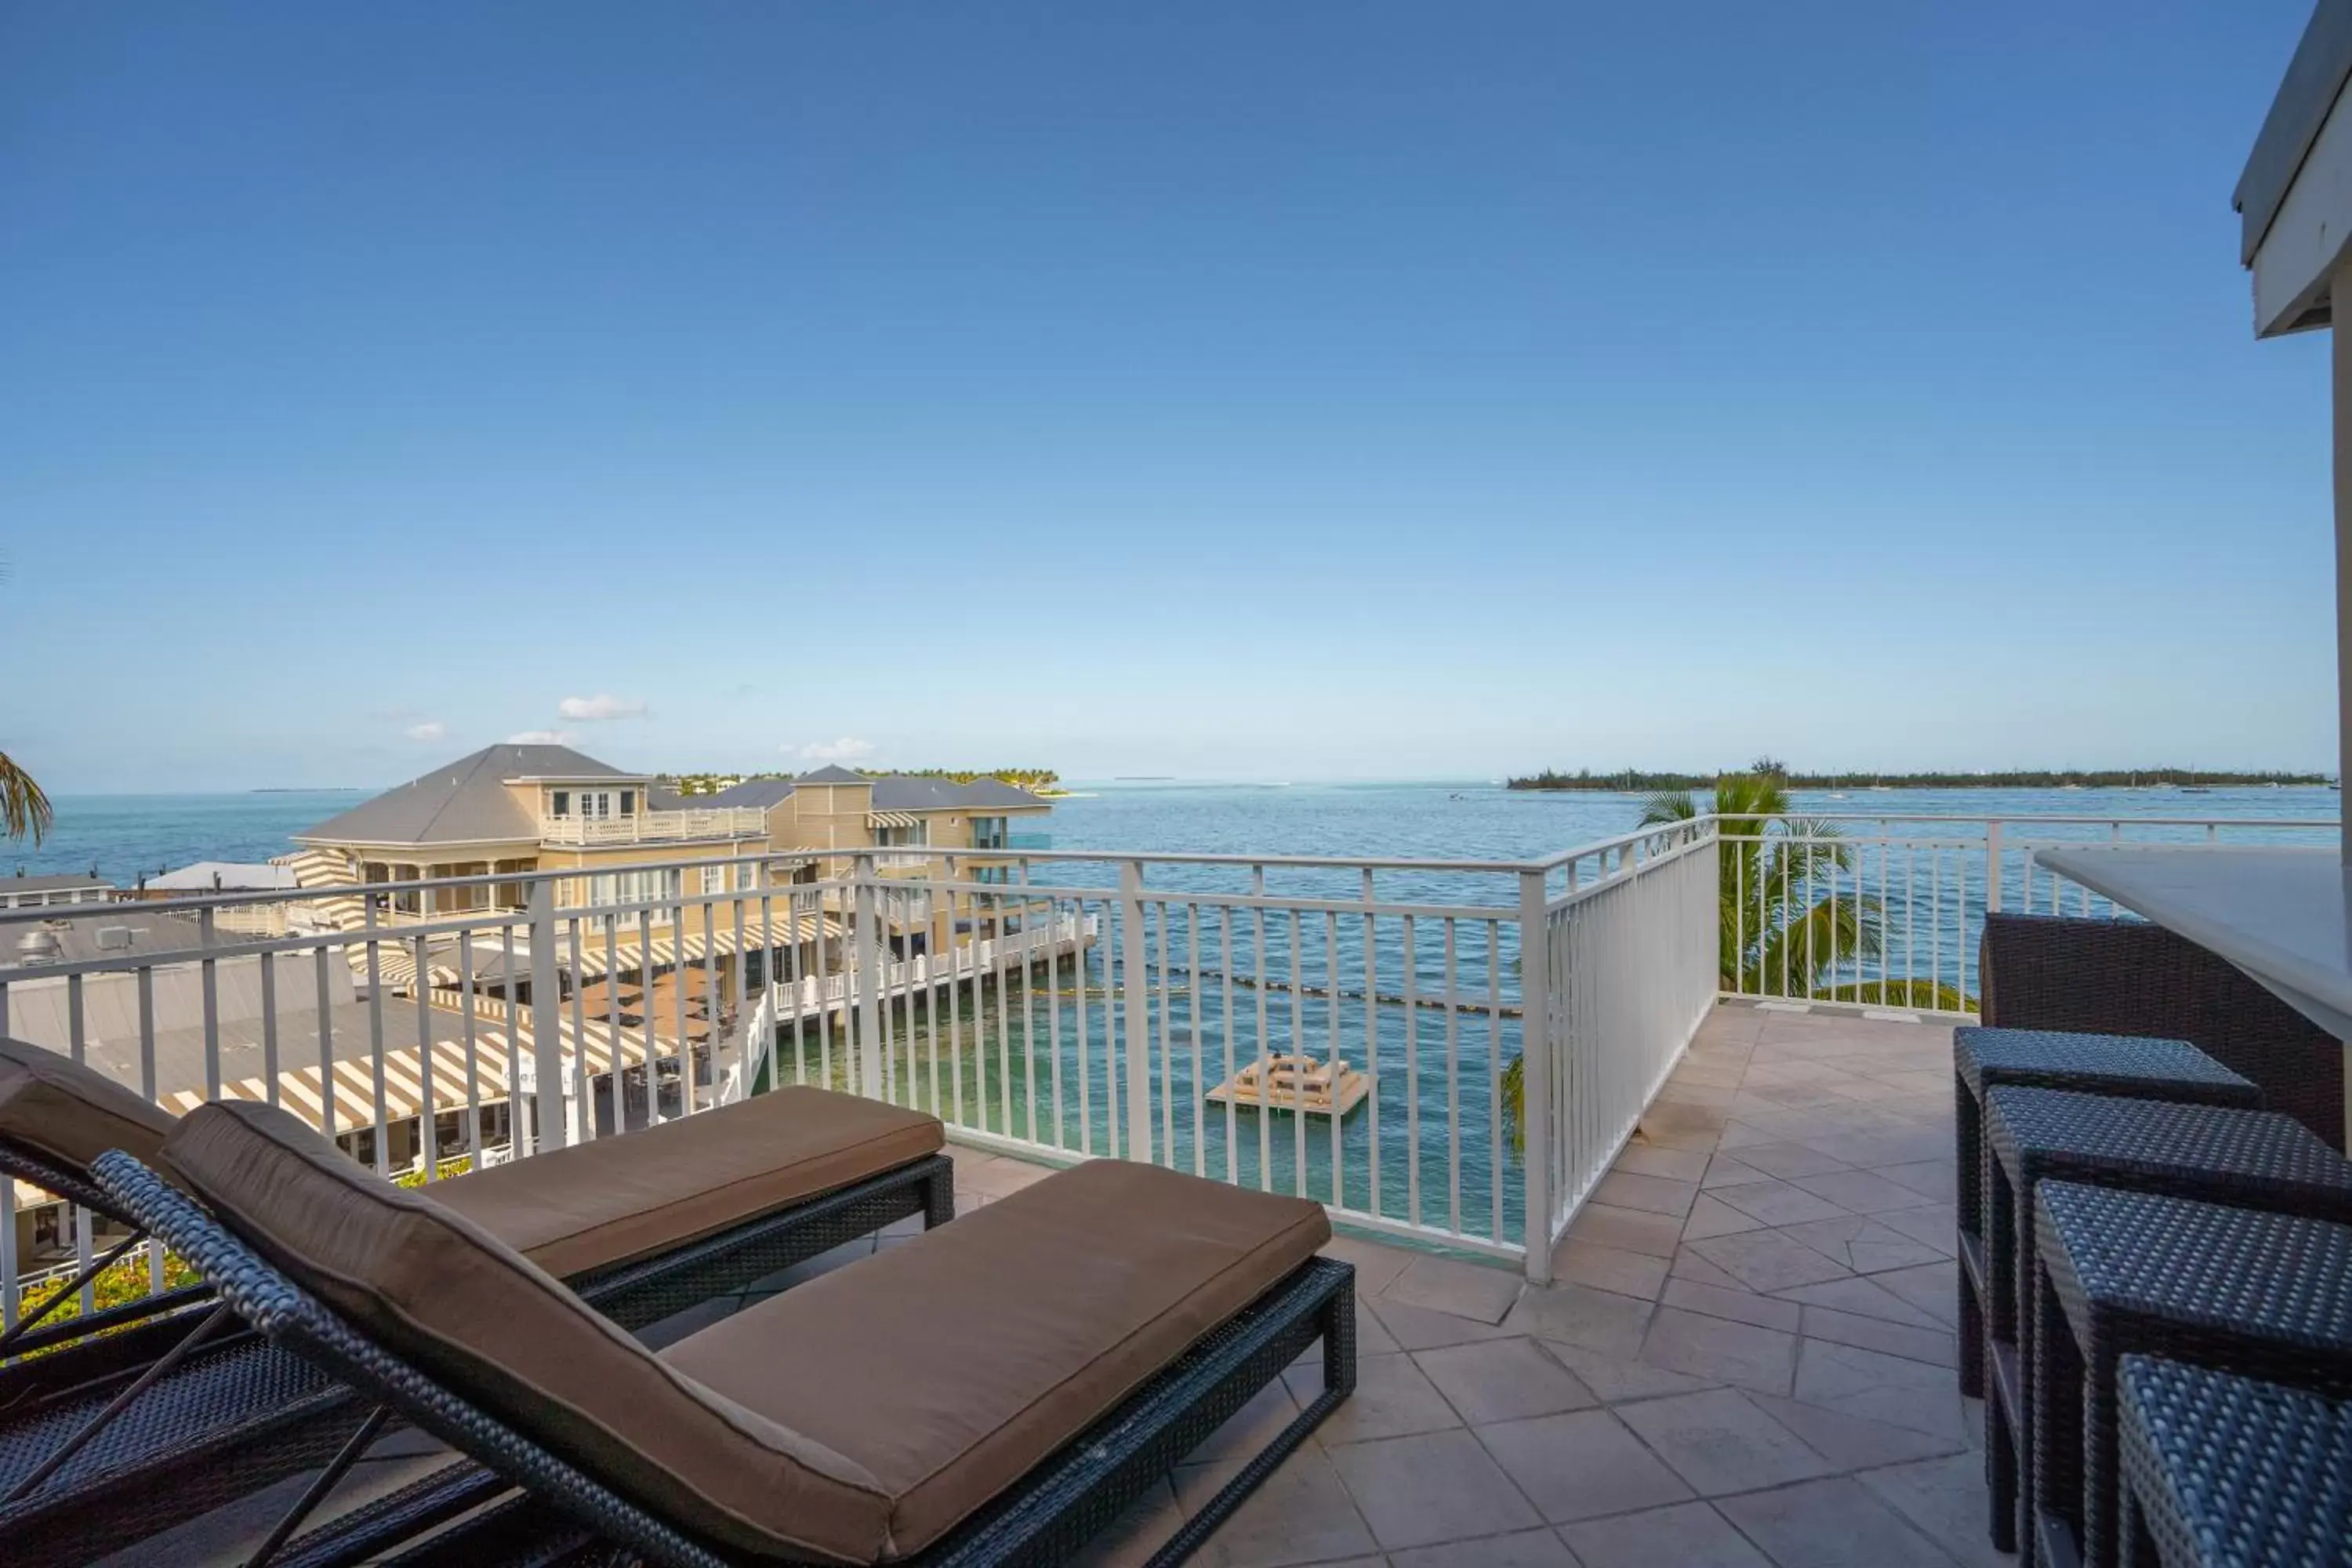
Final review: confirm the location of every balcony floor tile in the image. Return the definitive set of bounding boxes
[143,1002,1990,1568]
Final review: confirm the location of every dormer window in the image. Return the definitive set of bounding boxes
[547,787,634,822]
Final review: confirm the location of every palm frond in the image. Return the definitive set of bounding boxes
[0,751,50,845]
[1639,789,1699,827]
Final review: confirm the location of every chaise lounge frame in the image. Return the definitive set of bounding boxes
[93,1149,1357,1568]
[2,1135,953,1568]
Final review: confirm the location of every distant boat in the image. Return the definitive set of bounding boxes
[2182,786,2212,795]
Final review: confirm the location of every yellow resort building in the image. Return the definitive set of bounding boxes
[285,743,1054,986]
[4,745,1060,1272]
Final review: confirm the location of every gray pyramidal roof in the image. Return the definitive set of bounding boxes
[869,775,1044,811]
[298,745,642,846]
[705,777,799,810]
[794,764,869,785]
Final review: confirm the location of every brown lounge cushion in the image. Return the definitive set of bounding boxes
[164,1102,1329,1565]
[426,1086,944,1277]
[0,1025,934,1279]
[0,1033,176,1174]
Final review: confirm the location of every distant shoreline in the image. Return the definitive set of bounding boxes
[1508,769,2332,792]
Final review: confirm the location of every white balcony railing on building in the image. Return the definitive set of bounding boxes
[538,807,768,846]
[0,809,2336,1332]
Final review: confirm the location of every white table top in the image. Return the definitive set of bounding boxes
[2031,845,2352,1044]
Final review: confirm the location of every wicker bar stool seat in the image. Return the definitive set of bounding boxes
[1955,1028,2259,1398]
[1980,1087,2352,1564]
[2033,1187,2352,1568]
[2117,1356,2352,1568]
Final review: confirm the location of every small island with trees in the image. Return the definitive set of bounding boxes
[662,767,1066,797]
[1506,763,2329,792]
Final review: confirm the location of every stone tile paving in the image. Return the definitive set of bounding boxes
[129,1000,1984,1568]
[1069,1000,1987,1568]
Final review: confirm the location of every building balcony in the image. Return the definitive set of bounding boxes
[538,806,768,846]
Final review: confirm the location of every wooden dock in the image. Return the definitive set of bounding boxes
[1206,1054,1371,1116]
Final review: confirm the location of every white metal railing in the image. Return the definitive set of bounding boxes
[1706,813,2339,1012]
[1,808,2338,1328]
[538,808,767,846]
[1533,822,1721,1250]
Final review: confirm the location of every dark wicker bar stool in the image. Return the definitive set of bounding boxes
[1980,1087,2352,1565]
[1980,913,2346,1152]
[2032,1187,2352,1568]
[1955,1028,2260,1399]
[2116,1356,2352,1568]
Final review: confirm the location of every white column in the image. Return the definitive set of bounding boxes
[1120,861,1155,1164]
[527,879,567,1151]
[1519,868,1554,1284]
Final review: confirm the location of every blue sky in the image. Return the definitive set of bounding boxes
[0,2,2334,790]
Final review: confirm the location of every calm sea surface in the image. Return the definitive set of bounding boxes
[9,781,2341,1240]
[13,780,2340,888]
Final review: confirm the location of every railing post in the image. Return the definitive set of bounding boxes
[1518,867,1554,1284]
[526,878,568,1152]
[1984,821,2004,920]
[1119,860,1155,1165]
[855,853,885,1100]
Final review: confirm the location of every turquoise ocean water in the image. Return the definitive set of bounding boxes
[13,782,2340,1242]
[16,780,2338,888]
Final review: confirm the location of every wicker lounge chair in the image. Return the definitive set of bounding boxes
[93,1102,1356,1568]
[0,1036,953,1566]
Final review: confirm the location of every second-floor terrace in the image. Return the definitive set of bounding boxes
[535,804,768,845]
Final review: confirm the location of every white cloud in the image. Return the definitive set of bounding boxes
[795,736,877,764]
[506,729,579,746]
[405,720,446,742]
[558,694,648,722]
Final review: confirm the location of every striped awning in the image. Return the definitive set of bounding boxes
[10,1008,684,1206]
[866,811,920,829]
[156,1014,667,1135]
[351,913,841,997]
[558,911,840,983]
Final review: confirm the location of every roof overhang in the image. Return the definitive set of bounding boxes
[289,834,539,852]
[506,774,654,785]
[2239,0,2352,336]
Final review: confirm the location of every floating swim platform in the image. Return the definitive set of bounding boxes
[1206,1054,1370,1117]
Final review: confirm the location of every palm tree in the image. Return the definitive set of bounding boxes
[1498,760,1964,1151]
[0,750,49,844]
[0,550,49,845]
[1640,764,1882,1000]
